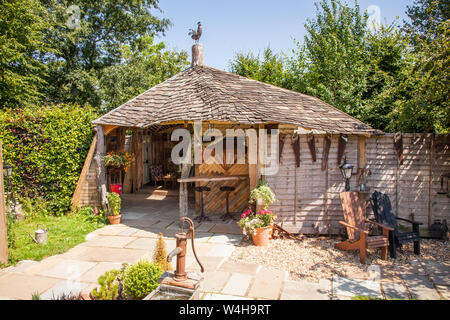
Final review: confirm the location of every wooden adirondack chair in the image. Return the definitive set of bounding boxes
[370,191,422,259]
[336,192,394,264]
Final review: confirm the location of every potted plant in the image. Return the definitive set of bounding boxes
[106,192,122,224]
[249,179,276,210]
[238,209,277,246]
[103,152,135,173]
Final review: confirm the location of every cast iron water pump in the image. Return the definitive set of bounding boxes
[167,217,204,283]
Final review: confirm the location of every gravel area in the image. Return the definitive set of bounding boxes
[230,237,449,282]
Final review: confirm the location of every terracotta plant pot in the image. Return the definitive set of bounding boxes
[251,225,273,246]
[107,214,122,225]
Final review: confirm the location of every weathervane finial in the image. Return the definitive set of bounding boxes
[188,21,202,43]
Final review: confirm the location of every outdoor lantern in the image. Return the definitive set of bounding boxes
[339,155,354,192]
[3,160,12,178]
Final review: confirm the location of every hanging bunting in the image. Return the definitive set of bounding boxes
[307,133,317,162]
[279,135,285,163]
[322,134,331,171]
[337,134,348,165]
[393,133,403,165]
[293,135,301,168]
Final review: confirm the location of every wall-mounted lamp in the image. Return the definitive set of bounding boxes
[339,154,354,192]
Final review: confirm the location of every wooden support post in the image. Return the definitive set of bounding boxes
[258,124,265,181]
[94,126,107,207]
[358,136,366,169]
[428,135,434,228]
[0,140,8,264]
[179,164,191,219]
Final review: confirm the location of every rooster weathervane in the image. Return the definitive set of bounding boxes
[188,22,202,43]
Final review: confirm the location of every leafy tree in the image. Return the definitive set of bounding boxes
[402,0,450,46]
[299,0,369,118]
[0,0,51,108]
[389,20,449,133]
[229,47,288,87]
[38,0,174,109]
[100,36,188,112]
[361,25,413,131]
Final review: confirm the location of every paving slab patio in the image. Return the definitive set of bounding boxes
[222,273,253,296]
[280,279,331,300]
[0,273,60,300]
[40,280,90,300]
[401,274,442,300]
[381,282,410,300]
[247,267,286,300]
[332,277,382,299]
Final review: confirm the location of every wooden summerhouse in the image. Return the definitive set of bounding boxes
[72,44,449,235]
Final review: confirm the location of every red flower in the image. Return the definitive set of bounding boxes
[241,209,252,219]
[257,210,273,215]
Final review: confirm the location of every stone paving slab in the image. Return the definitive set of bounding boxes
[200,271,231,293]
[195,223,216,233]
[209,223,242,235]
[82,235,137,249]
[192,232,214,243]
[247,267,285,300]
[222,273,253,296]
[73,247,148,264]
[202,293,253,300]
[41,259,97,280]
[429,273,450,286]
[208,244,235,258]
[420,259,450,275]
[280,280,331,300]
[92,224,129,236]
[132,228,175,239]
[79,262,123,284]
[121,212,146,220]
[208,234,244,245]
[332,277,382,298]
[381,282,410,300]
[436,285,450,300]
[218,261,260,275]
[23,256,65,276]
[118,227,141,237]
[187,256,226,273]
[40,279,90,300]
[125,238,158,251]
[401,274,441,300]
[0,273,60,300]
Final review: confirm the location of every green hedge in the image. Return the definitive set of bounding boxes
[0,104,97,215]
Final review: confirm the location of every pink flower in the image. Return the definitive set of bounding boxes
[241,209,252,219]
[257,210,273,215]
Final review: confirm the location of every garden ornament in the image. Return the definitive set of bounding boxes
[28,224,48,244]
[167,217,204,283]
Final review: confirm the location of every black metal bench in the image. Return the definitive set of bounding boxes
[370,191,423,259]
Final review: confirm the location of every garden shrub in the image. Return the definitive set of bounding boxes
[122,260,163,299]
[91,269,122,300]
[0,104,97,215]
[153,232,172,272]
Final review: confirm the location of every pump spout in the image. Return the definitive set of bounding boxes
[167,247,182,263]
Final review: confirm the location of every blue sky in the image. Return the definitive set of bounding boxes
[155,0,414,70]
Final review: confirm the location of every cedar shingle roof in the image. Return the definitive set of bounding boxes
[93,65,381,135]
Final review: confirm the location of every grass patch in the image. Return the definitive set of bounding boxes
[2,211,106,267]
[351,295,383,300]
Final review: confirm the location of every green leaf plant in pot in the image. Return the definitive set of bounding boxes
[106,192,122,224]
[249,179,276,210]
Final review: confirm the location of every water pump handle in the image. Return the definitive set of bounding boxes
[180,217,204,273]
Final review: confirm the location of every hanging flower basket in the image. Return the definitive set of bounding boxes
[103,152,135,173]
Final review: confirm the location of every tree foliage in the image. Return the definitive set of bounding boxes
[0,0,51,108]
[0,104,97,214]
[229,0,449,133]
